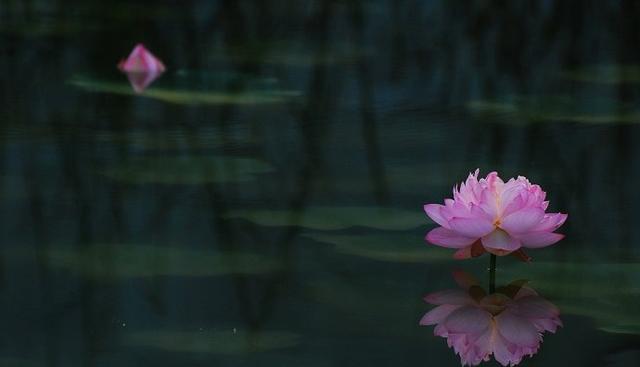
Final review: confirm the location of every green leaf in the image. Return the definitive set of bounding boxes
[68,76,301,105]
[467,95,640,125]
[302,233,450,263]
[124,329,300,354]
[502,261,640,334]
[44,244,281,280]
[226,207,427,230]
[562,65,640,84]
[101,156,274,184]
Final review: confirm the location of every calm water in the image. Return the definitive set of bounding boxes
[1,1,640,366]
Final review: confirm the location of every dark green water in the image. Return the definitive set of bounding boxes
[1,1,640,366]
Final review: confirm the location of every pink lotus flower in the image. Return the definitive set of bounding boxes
[420,273,562,366]
[424,170,567,259]
[118,44,166,73]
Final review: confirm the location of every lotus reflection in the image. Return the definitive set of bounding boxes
[420,272,561,366]
[123,70,163,93]
[118,43,165,93]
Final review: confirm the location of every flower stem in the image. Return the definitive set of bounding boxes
[489,254,496,293]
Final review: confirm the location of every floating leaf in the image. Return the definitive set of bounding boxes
[560,298,640,335]
[315,165,455,196]
[102,156,274,184]
[501,261,640,297]
[124,329,300,354]
[45,244,281,279]
[302,233,450,262]
[226,207,426,230]
[502,261,640,334]
[599,324,640,335]
[467,96,640,124]
[562,65,640,84]
[68,76,301,105]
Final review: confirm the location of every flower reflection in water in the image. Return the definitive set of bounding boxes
[118,44,166,93]
[123,70,163,93]
[420,272,562,366]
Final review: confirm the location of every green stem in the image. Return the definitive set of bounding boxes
[489,254,496,293]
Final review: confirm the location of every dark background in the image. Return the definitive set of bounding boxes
[0,1,640,366]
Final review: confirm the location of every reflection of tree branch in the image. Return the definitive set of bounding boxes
[189,0,338,332]
[0,139,6,290]
[614,0,638,248]
[348,0,390,205]
[50,123,101,367]
[22,137,60,367]
[6,0,640,363]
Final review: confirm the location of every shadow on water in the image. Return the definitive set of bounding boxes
[199,0,338,333]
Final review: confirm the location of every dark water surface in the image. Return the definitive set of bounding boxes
[2,1,640,366]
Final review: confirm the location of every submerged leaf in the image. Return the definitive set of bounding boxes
[502,261,640,334]
[562,65,640,84]
[125,329,300,354]
[467,96,640,125]
[45,244,281,279]
[226,207,426,230]
[501,261,640,297]
[599,324,640,335]
[302,233,450,262]
[68,76,300,105]
[102,156,273,184]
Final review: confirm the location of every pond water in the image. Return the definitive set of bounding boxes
[1,1,640,366]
